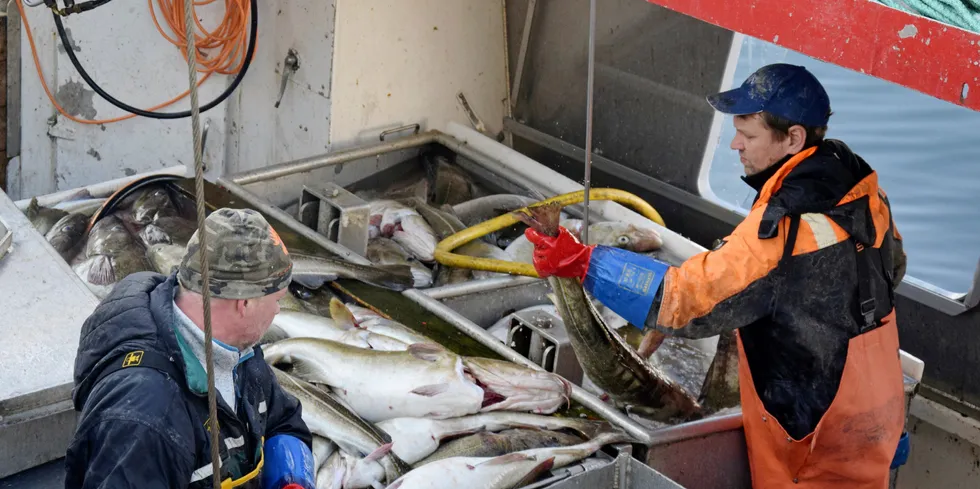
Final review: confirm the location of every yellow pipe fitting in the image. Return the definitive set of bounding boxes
[433,188,664,278]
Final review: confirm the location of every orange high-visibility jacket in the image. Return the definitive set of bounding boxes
[649,140,907,488]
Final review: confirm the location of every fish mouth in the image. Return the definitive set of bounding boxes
[463,361,572,413]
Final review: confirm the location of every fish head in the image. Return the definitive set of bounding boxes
[592,223,663,252]
[462,357,572,414]
[47,214,88,252]
[409,264,434,288]
[392,216,437,262]
[132,188,176,224]
[622,224,664,252]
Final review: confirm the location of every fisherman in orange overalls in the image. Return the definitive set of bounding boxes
[526,63,910,488]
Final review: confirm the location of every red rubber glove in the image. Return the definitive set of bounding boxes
[525,226,595,281]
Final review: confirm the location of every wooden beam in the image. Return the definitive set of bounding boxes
[645,0,980,112]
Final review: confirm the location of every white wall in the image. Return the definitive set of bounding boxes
[9,0,337,199]
[329,0,507,147]
[7,0,506,199]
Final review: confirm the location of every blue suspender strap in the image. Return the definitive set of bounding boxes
[582,246,670,329]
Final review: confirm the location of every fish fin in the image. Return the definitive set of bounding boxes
[26,198,39,220]
[410,383,450,397]
[363,443,393,463]
[87,255,116,285]
[387,481,403,489]
[407,343,445,362]
[513,457,556,487]
[484,452,534,466]
[329,297,358,329]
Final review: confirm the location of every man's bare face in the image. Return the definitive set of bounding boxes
[237,288,287,348]
[730,114,796,176]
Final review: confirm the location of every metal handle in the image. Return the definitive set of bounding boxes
[275,49,300,108]
[201,118,211,171]
[379,123,421,141]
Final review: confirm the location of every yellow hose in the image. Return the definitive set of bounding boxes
[434,188,665,278]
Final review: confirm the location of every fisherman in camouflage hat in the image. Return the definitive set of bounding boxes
[179,207,293,300]
[67,206,316,489]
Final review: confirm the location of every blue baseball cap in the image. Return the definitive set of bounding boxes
[707,63,831,126]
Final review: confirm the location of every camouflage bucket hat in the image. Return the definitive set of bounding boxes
[178,208,292,300]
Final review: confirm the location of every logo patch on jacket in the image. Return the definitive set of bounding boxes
[121,351,144,367]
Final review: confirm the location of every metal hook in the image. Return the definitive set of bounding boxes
[275,49,300,108]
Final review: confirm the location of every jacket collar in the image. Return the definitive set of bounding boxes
[742,154,793,195]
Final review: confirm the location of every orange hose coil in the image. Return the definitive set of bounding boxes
[14,0,254,125]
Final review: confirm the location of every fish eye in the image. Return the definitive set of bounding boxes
[617,236,630,245]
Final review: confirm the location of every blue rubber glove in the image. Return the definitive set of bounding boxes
[582,246,670,329]
[261,435,315,489]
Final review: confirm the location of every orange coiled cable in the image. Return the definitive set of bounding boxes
[14,0,252,125]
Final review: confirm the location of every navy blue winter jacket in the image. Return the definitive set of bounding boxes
[64,272,312,489]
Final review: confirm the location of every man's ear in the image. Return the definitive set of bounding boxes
[787,125,807,153]
[236,299,249,318]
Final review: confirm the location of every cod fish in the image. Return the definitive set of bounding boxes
[462,357,570,414]
[340,302,438,348]
[515,203,701,422]
[386,430,631,489]
[376,412,612,465]
[329,299,409,351]
[368,200,439,263]
[84,214,153,286]
[25,198,69,236]
[416,428,585,467]
[291,253,418,291]
[263,339,484,422]
[147,244,186,276]
[506,219,663,264]
[697,329,740,415]
[262,310,371,349]
[45,212,89,261]
[273,368,410,485]
[367,238,434,289]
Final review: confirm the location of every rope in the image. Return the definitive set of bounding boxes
[581,0,597,245]
[878,0,980,34]
[179,0,221,486]
[13,0,251,125]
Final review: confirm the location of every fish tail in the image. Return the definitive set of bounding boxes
[512,202,562,237]
[87,255,116,285]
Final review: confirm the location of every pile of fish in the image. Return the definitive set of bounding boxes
[291,155,667,291]
[262,295,631,489]
[23,184,424,299]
